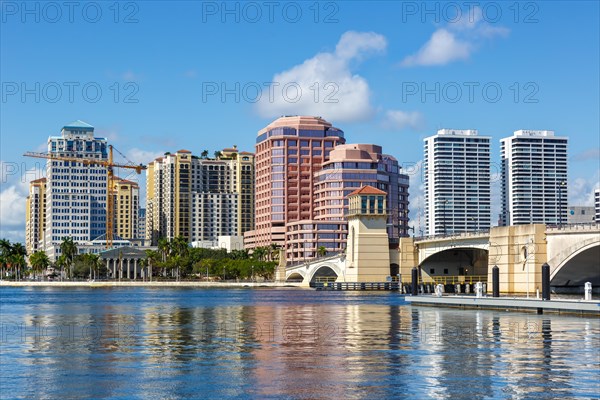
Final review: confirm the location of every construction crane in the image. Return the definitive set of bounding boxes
[24,145,146,248]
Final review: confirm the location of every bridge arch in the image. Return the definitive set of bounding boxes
[309,264,341,282]
[286,272,305,282]
[419,247,489,278]
[550,241,600,287]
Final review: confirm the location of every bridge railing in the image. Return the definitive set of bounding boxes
[546,222,600,233]
[285,252,344,269]
[313,276,337,283]
[400,275,488,285]
[414,230,490,243]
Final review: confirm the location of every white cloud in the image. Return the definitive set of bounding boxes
[0,161,45,243]
[256,31,387,123]
[382,110,425,131]
[401,7,509,67]
[0,185,27,227]
[404,160,425,235]
[0,183,29,243]
[126,148,164,165]
[569,174,600,206]
[401,29,472,67]
[95,128,119,142]
[335,31,387,61]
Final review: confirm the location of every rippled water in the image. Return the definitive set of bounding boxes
[1,287,599,399]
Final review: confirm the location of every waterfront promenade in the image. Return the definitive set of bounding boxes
[0,281,302,288]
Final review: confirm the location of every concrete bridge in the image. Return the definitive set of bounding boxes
[283,254,346,287]
[282,223,600,293]
[400,223,600,293]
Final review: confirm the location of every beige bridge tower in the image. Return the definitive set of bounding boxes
[345,186,391,282]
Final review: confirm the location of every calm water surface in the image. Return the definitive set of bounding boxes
[1,287,599,399]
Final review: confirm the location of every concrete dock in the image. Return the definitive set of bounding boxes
[405,295,600,316]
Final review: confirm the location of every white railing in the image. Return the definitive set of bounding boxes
[546,222,600,233]
[414,229,490,242]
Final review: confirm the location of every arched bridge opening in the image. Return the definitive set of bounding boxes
[310,266,338,287]
[286,272,304,283]
[551,243,600,291]
[419,247,489,281]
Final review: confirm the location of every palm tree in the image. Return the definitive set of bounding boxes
[158,238,170,262]
[252,247,267,262]
[59,237,77,279]
[143,249,160,281]
[171,237,189,280]
[84,253,101,280]
[201,150,209,159]
[29,251,50,280]
[172,236,189,258]
[11,243,27,280]
[157,238,171,277]
[0,239,11,279]
[10,253,26,281]
[55,255,67,281]
[213,151,222,159]
[317,245,327,257]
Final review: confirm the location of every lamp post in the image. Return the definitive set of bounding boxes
[558,181,566,228]
[251,265,254,282]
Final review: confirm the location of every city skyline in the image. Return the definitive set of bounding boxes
[20,117,598,254]
[2,2,599,243]
[10,116,600,247]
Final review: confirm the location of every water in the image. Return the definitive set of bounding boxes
[1,287,599,399]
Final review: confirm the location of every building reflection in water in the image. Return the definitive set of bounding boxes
[2,288,599,399]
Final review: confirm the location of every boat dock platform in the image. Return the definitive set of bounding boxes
[405,295,600,316]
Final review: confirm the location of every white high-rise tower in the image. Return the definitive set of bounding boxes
[501,130,568,226]
[44,121,108,258]
[424,129,491,235]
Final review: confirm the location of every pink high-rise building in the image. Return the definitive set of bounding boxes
[245,116,346,250]
[286,144,410,262]
[245,116,411,264]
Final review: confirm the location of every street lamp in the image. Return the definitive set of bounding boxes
[251,265,254,282]
[558,181,566,228]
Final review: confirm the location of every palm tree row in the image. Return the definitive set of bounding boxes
[141,237,277,281]
[0,236,279,282]
[0,239,27,280]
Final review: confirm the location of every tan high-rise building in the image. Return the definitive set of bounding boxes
[112,177,140,240]
[146,150,192,243]
[25,178,47,254]
[145,147,255,245]
[221,146,255,235]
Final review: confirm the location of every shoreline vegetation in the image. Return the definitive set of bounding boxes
[1,237,282,283]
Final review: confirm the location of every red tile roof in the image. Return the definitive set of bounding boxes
[348,185,387,197]
[176,149,192,154]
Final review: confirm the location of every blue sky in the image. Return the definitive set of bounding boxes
[1,1,599,242]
